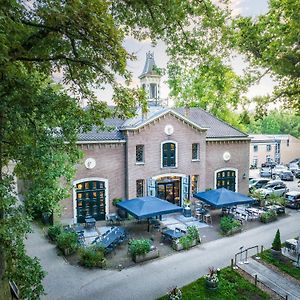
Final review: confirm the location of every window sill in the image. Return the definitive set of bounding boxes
[135,162,145,165]
[161,166,177,169]
[191,159,200,162]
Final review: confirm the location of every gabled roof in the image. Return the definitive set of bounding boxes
[120,107,209,131]
[174,108,248,139]
[77,106,248,142]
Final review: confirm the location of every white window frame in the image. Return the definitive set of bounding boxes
[72,177,109,224]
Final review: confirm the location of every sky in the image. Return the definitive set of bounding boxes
[95,0,274,105]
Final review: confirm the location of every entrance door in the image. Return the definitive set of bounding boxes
[156,179,180,206]
[216,170,236,192]
[76,181,106,223]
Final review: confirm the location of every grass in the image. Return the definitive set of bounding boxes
[260,250,300,281]
[157,267,271,300]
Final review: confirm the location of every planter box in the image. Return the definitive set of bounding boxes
[205,279,218,291]
[172,239,197,251]
[133,249,159,263]
[225,226,242,236]
[271,249,282,259]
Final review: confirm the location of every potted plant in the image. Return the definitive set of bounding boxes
[260,210,277,223]
[128,239,159,263]
[271,229,282,259]
[168,286,182,300]
[79,246,106,268]
[56,231,78,256]
[173,226,200,251]
[204,267,219,291]
[113,198,127,219]
[220,216,242,236]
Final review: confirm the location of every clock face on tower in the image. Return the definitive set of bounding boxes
[164,124,174,135]
[85,158,96,169]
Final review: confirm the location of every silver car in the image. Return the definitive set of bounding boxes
[257,181,288,198]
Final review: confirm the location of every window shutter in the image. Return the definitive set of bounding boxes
[147,178,156,197]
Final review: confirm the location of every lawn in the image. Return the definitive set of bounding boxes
[157,267,271,300]
[260,250,300,281]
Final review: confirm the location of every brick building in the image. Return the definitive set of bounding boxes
[249,134,300,168]
[61,52,250,224]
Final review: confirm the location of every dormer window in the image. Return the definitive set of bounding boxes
[161,141,177,168]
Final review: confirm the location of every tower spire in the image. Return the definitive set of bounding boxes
[139,51,162,106]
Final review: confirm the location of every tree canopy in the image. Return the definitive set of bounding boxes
[233,0,300,111]
[0,1,233,299]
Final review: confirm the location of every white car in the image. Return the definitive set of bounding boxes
[273,165,288,176]
[257,181,288,198]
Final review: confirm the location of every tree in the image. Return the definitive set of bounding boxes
[233,0,300,111]
[272,229,282,251]
[0,0,232,298]
[243,109,300,138]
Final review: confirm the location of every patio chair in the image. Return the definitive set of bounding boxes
[203,214,212,225]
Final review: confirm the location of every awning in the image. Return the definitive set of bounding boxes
[116,196,183,219]
[193,188,255,208]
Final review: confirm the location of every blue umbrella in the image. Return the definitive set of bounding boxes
[116,196,183,231]
[193,188,255,208]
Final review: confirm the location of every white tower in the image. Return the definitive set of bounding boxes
[139,52,162,106]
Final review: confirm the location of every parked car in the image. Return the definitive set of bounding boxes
[257,181,288,198]
[279,170,294,181]
[249,178,270,192]
[261,161,277,168]
[289,158,300,167]
[291,169,300,179]
[285,191,300,209]
[273,165,288,176]
[260,167,272,177]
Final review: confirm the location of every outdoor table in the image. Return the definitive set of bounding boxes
[85,217,96,229]
[285,239,297,252]
[96,227,126,249]
[161,228,185,241]
[106,213,121,225]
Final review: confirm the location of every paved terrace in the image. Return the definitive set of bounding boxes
[25,209,300,300]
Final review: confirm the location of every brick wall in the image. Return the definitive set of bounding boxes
[206,140,250,194]
[61,142,126,220]
[124,113,207,199]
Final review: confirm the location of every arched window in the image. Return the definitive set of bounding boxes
[162,142,177,167]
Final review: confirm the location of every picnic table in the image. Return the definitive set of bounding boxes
[161,228,185,241]
[94,227,126,251]
[285,239,297,252]
[106,213,122,225]
[85,217,96,229]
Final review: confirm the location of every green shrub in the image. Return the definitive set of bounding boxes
[56,231,78,255]
[186,226,199,241]
[128,239,151,256]
[178,235,193,250]
[260,210,277,223]
[220,216,241,234]
[48,224,62,241]
[112,198,122,206]
[272,229,282,251]
[79,246,106,268]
